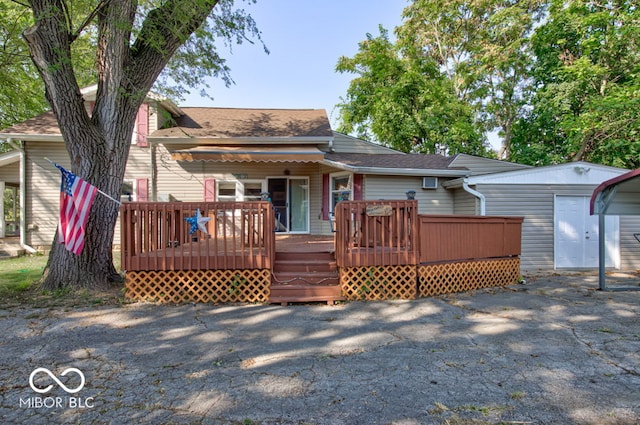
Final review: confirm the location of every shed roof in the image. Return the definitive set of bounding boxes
[590,168,640,215]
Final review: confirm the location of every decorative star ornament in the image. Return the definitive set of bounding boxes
[185,208,211,235]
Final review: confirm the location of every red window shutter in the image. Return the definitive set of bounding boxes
[353,174,363,200]
[204,178,216,201]
[136,104,149,147]
[136,178,149,202]
[322,173,330,220]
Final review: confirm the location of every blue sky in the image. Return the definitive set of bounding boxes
[183,1,407,127]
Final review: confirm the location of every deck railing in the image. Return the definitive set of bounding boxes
[120,200,523,273]
[334,200,419,267]
[121,201,275,271]
[418,215,523,263]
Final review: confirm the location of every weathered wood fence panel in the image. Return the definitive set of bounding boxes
[121,201,275,271]
[418,215,523,263]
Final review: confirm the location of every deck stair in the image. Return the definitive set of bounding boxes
[270,251,344,306]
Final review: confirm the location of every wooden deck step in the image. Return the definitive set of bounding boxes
[272,271,339,286]
[273,260,337,273]
[273,251,336,273]
[271,250,343,305]
[269,283,345,306]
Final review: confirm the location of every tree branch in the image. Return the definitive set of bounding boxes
[69,0,112,43]
[128,0,220,91]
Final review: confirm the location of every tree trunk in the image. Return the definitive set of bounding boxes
[23,0,221,290]
[40,100,136,290]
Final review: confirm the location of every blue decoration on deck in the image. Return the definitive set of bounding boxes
[185,208,211,235]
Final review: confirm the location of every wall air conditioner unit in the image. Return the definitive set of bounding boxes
[422,177,438,189]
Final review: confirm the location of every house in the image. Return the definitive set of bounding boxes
[0,86,638,276]
[0,86,521,248]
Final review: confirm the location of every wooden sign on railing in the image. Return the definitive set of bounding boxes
[366,205,393,216]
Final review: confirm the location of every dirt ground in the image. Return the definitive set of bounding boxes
[0,271,638,424]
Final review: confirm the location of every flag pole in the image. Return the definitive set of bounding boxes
[44,157,122,206]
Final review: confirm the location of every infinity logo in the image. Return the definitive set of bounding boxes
[29,368,85,394]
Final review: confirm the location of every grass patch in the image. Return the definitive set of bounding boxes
[0,255,126,308]
[0,255,47,296]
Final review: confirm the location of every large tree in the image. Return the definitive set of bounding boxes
[511,0,640,168]
[337,0,543,160]
[336,27,487,156]
[16,0,262,290]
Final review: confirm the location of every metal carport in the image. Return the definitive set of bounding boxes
[590,168,640,290]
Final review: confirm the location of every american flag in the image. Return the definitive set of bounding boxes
[55,164,98,255]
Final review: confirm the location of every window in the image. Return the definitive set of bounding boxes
[330,173,351,213]
[121,180,134,202]
[216,180,265,201]
[217,181,239,202]
[242,181,263,201]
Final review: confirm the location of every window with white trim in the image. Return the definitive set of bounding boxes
[216,180,265,201]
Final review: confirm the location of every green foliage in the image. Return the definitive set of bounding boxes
[0,1,263,131]
[511,0,640,168]
[0,2,48,132]
[5,0,264,290]
[336,27,488,156]
[339,1,640,168]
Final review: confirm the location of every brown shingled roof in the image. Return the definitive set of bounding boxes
[151,107,332,139]
[325,153,467,171]
[1,111,60,136]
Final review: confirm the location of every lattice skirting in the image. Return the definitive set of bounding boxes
[125,269,271,303]
[418,257,520,297]
[340,265,417,301]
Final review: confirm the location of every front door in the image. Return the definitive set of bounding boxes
[268,177,309,233]
[555,195,619,268]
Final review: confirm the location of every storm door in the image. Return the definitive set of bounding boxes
[268,177,309,233]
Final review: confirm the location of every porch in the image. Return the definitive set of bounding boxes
[121,201,523,304]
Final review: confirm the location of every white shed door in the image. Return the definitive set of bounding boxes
[555,196,618,268]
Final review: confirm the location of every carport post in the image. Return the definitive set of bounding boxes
[598,213,606,291]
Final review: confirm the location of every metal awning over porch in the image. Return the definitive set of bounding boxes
[171,145,326,162]
[590,168,640,291]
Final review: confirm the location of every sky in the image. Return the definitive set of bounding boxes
[182,1,407,127]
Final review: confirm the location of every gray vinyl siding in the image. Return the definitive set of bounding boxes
[453,188,478,214]
[365,175,454,214]
[618,216,640,270]
[450,153,531,175]
[25,143,70,247]
[479,183,640,272]
[479,184,555,271]
[332,133,398,154]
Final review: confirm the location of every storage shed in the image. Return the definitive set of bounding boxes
[446,162,640,272]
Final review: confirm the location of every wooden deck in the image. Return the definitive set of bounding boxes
[121,201,524,305]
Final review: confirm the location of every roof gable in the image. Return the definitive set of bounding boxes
[466,161,627,185]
